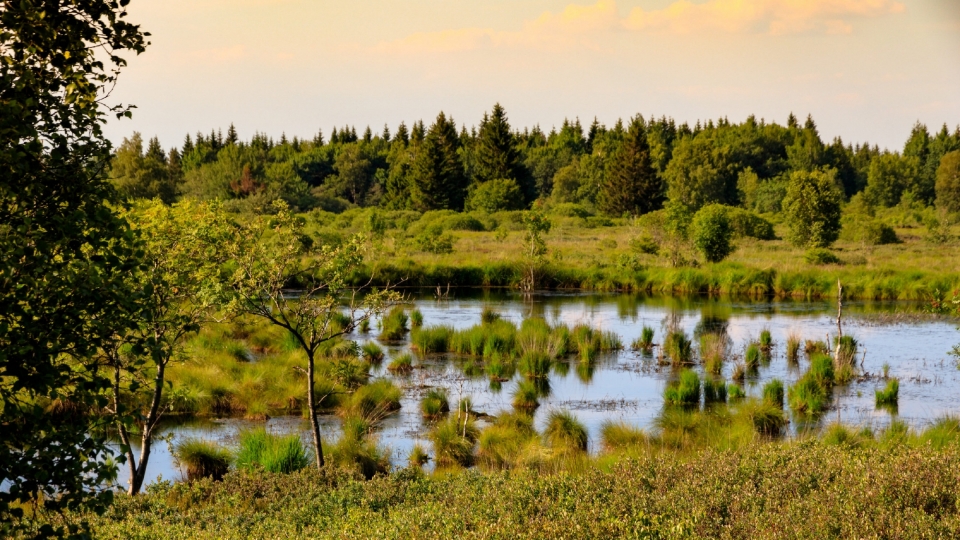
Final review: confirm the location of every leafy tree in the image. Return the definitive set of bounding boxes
[935,151,960,212]
[786,115,826,172]
[109,132,178,203]
[782,169,843,247]
[0,2,148,536]
[864,152,921,207]
[664,134,739,210]
[224,202,398,469]
[409,112,466,211]
[691,205,734,263]
[520,210,551,292]
[598,115,662,216]
[475,104,533,203]
[330,143,374,205]
[105,200,230,496]
[465,178,524,213]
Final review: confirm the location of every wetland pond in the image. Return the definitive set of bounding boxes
[126,291,960,488]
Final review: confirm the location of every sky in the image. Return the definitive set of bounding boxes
[104,0,960,151]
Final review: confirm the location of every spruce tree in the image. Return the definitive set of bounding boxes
[395,122,410,146]
[598,115,661,216]
[475,104,534,203]
[226,123,239,145]
[409,112,466,211]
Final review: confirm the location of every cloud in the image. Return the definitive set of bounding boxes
[376,0,906,54]
[623,0,905,36]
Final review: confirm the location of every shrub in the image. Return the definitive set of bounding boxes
[414,224,455,254]
[235,428,310,474]
[629,235,659,255]
[859,220,900,245]
[465,178,525,213]
[173,439,231,482]
[691,204,735,263]
[544,410,588,452]
[726,207,776,240]
[804,248,842,265]
[875,379,899,407]
[664,369,700,406]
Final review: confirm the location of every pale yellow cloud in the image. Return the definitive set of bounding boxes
[378,0,907,55]
[623,0,906,36]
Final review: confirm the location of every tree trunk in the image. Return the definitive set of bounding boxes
[128,360,167,495]
[306,351,325,468]
[113,363,139,496]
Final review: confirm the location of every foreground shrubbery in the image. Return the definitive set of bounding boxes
[72,441,960,539]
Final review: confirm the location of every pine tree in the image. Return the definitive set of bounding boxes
[409,112,466,211]
[411,121,425,145]
[363,126,373,143]
[146,136,167,164]
[395,122,410,146]
[226,123,239,145]
[313,129,325,146]
[382,124,391,142]
[598,115,661,216]
[474,104,533,202]
[182,133,194,155]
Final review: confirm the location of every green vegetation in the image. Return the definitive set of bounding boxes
[664,369,701,406]
[631,325,655,352]
[420,388,450,419]
[387,354,414,374]
[543,410,589,453]
[762,379,785,408]
[663,329,693,365]
[876,379,900,407]
[172,439,232,482]
[235,429,311,474]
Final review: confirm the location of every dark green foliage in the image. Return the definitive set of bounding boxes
[0,2,149,533]
[413,224,455,254]
[725,207,775,240]
[410,112,467,211]
[782,169,844,247]
[703,378,728,404]
[598,115,662,216]
[465,178,525,212]
[664,369,701,406]
[691,204,735,263]
[474,104,534,204]
[173,439,232,482]
[936,151,960,212]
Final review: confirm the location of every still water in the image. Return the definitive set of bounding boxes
[124,291,960,488]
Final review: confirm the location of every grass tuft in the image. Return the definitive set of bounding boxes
[173,438,231,482]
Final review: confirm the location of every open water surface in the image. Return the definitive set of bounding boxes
[122,291,960,488]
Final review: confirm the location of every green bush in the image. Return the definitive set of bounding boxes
[726,207,775,240]
[465,179,525,213]
[804,248,842,265]
[413,224,455,254]
[691,204,734,263]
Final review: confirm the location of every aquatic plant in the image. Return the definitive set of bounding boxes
[809,353,836,388]
[875,379,899,407]
[386,354,414,374]
[235,428,310,474]
[518,350,552,380]
[361,342,384,364]
[380,307,409,341]
[410,309,424,329]
[544,410,588,452]
[804,339,829,357]
[512,380,540,410]
[341,379,402,418]
[918,417,960,449]
[742,400,787,436]
[731,361,746,383]
[429,417,479,467]
[663,330,693,366]
[631,326,655,352]
[411,325,454,354]
[664,369,700,406]
[744,343,761,372]
[408,444,430,468]
[762,379,785,408]
[703,377,728,404]
[476,414,536,469]
[326,417,390,479]
[821,423,869,448]
[759,329,773,354]
[480,306,502,325]
[727,383,746,400]
[421,388,450,419]
[786,332,801,363]
[173,439,231,482]
[788,374,829,415]
[359,318,371,333]
[699,332,729,375]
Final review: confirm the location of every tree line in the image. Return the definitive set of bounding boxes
[111,106,960,218]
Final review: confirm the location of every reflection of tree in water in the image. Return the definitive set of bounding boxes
[694,302,732,339]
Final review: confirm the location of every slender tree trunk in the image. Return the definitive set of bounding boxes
[128,360,167,495]
[306,351,325,468]
[113,363,138,495]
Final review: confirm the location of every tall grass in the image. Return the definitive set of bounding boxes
[340,379,402,418]
[380,307,409,341]
[744,343,761,372]
[429,417,479,467]
[421,388,450,419]
[409,309,424,329]
[234,428,310,474]
[699,332,729,375]
[518,351,552,379]
[544,410,588,452]
[631,326,655,353]
[173,439,231,481]
[599,420,647,451]
[663,330,693,366]
[664,369,701,406]
[327,416,390,479]
[762,379,785,408]
[411,325,454,354]
[512,380,540,410]
[386,354,413,374]
[703,377,728,404]
[786,332,801,364]
[361,342,384,364]
[758,329,773,354]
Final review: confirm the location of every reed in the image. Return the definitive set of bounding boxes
[804,339,829,357]
[809,353,836,388]
[727,383,746,400]
[409,309,424,329]
[411,325,454,354]
[518,351,552,380]
[408,444,430,468]
[631,326,655,353]
[340,379,402,418]
[480,305,502,325]
[512,380,540,410]
[759,329,773,354]
[360,342,384,364]
[663,330,693,366]
[699,332,729,375]
[731,362,746,383]
[703,377,728,404]
[173,438,231,482]
[744,343,761,372]
[327,417,390,480]
[788,374,829,415]
[743,400,787,436]
[429,417,479,467]
[599,420,647,451]
[380,307,409,341]
[786,332,801,363]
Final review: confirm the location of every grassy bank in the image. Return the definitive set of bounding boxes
[328,208,960,301]
[71,439,960,539]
